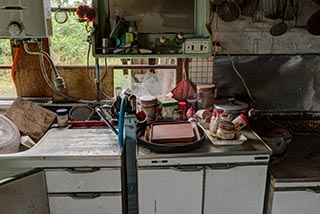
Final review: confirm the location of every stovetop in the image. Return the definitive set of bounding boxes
[268,133,320,181]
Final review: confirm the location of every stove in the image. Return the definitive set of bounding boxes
[262,119,320,214]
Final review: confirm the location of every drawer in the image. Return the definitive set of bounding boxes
[48,193,122,214]
[45,168,121,193]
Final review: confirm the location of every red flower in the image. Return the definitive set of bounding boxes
[76,5,96,22]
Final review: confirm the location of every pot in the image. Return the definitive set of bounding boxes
[213,98,249,119]
[250,120,292,155]
[262,135,292,155]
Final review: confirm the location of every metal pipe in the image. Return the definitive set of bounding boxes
[95,107,118,135]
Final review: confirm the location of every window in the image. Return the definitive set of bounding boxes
[0,0,179,100]
[0,40,16,98]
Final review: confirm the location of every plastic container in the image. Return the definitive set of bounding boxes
[197,84,216,109]
[178,101,187,120]
[0,115,20,154]
[140,95,157,121]
[158,97,178,119]
[56,108,69,127]
[217,120,236,140]
[232,114,248,131]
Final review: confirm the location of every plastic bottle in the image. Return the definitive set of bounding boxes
[232,114,248,131]
[178,101,187,120]
[209,109,220,135]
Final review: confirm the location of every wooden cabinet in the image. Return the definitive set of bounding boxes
[45,167,124,214]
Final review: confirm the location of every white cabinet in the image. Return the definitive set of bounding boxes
[48,194,122,214]
[137,166,203,214]
[270,187,320,214]
[0,171,49,214]
[204,163,268,214]
[45,167,123,214]
[45,168,121,193]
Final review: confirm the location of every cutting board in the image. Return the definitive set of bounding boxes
[151,122,195,143]
[4,98,56,142]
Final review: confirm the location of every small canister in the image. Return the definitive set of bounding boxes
[217,120,236,140]
[139,95,157,121]
[197,84,216,109]
[56,108,69,127]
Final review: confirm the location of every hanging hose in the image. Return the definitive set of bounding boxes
[22,40,103,104]
[11,46,21,86]
[118,95,128,148]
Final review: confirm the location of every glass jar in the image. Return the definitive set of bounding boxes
[56,108,68,127]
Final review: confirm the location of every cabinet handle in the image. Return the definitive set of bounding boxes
[206,163,237,170]
[171,166,203,172]
[66,167,100,173]
[306,188,320,194]
[70,193,101,199]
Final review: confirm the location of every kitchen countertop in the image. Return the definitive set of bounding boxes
[137,127,272,162]
[0,128,122,176]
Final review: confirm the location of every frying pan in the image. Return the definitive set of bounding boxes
[217,1,241,22]
[137,122,206,153]
[307,9,320,35]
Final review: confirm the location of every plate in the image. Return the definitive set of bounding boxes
[210,134,247,146]
[200,125,247,146]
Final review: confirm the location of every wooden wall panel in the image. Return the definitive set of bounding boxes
[52,66,114,102]
[13,39,52,97]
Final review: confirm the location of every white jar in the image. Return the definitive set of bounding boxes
[56,108,69,127]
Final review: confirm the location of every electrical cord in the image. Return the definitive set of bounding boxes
[224,48,257,103]
[210,6,256,103]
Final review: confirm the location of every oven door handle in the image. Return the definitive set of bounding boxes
[171,166,203,172]
[306,188,320,194]
[206,163,237,170]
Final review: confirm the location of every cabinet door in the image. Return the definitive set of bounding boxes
[271,188,320,214]
[204,164,267,214]
[0,171,49,214]
[49,194,122,214]
[138,166,203,214]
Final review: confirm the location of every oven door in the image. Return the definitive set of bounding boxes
[270,185,320,214]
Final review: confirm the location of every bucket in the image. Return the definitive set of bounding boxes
[139,95,157,121]
[0,115,20,154]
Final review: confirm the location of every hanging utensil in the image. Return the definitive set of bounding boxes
[54,5,68,24]
[270,0,289,36]
[307,9,320,35]
[283,0,297,21]
[217,1,241,22]
[242,0,258,17]
[270,20,288,36]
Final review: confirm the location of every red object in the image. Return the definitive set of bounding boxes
[76,5,96,22]
[136,110,147,122]
[171,80,197,101]
[151,122,195,143]
[178,102,187,110]
[239,114,249,124]
[68,121,107,127]
[186,107,195,119]
[156,106,162,113]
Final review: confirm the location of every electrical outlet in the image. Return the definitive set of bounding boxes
[184,39,210,54]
